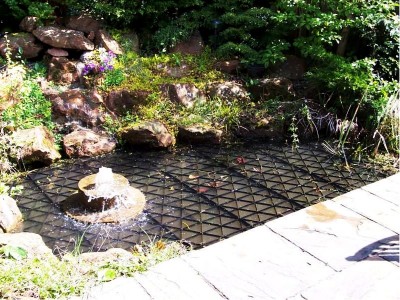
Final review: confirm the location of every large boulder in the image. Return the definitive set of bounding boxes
[65,15,101,33]
[95,29,123,55]
[119,120,175,148]
[49,89,105,128]
[9,126,61,166]
[0,232,54,258]
[19,16,40,33]
[161,83,206,108]
[0,195,23,233]
[63,129,116,158]
[47,57,79,85]
[33,26,94,50]
[0,32,43,59]
[170,31,204,55]
[178,125,223,145]
[249,77,295,101]
[207,81,250,102]
[105,89,151,117]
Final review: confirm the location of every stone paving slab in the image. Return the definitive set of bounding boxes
[267,200,396,271]
[334,188,400,233]
[183,225,334,300]
[133,257,225,300]
[73,277,151,300]
[75,172,400,300]
[361,172,400,206]
[299,257,400,300]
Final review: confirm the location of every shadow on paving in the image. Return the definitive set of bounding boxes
[14,142,384,253]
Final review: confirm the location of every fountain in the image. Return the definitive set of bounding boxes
[61,167,146,223]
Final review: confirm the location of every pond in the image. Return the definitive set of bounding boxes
[14,141,383,253]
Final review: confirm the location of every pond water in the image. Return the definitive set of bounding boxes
[14,142,383,253]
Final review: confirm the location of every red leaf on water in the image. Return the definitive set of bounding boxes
[197,187,209,193]
[236,156,246,164]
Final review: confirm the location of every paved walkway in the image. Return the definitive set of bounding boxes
[80,172,400,299]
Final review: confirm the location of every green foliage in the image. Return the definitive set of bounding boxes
[2,80,54,131]
[0,240,187,299]
[4,0,55,22]
[102,68,125,89]
[0,245,28,261]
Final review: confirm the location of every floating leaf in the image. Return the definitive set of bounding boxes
[197,186,209,193]
[207,181,222,188]
[236,156,246,164]
[98,268,117,282]
[0,245,28,260]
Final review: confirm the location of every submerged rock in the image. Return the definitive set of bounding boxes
[119,120,175,148]
[9,126,61,166]
[63,129,116,158]
[0,195,23,233]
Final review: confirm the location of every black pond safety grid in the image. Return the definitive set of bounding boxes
[14,142,384,253]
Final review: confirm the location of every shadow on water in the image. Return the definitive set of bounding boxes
[14,141,385,253]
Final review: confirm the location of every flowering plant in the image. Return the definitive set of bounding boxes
[82,48,116,76]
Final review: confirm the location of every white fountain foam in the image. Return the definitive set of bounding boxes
[89,167,133,208]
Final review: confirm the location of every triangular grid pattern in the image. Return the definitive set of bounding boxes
[13,142,383,253]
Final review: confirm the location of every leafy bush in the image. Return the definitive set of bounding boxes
[3,0,55,22]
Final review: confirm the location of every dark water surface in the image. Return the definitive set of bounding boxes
[14,142,383,253]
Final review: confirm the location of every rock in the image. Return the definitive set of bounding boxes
[65,15,101,33]
[249,77,295,101]
[63,129,116,158]
[50,89,105,128]
[178,125,223,144]
[270,55,306,80]
[105,89,150,117]
[161,83,206,108]
[78,248,134,265]
[19,16,39,32]
[236,115,284,140]
[119,120,175,149]
[47,48,69,57]
[0,232,54,258]
[207,81,250,102]
[9,126,61,166]
[0,32,43,59]
[33,26,94,50]
[0,195,23,233]
[165,64,191,78]
[47,57,79,85]
[170,31,204,55]
[214,60,240,74]
[120,31,140,53]
[95,29,122,55]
